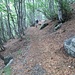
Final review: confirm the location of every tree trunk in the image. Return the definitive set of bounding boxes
[49,0,55,19]
[14,0,26,38]
[57,0,63,22]
[0,12,6,42]
[5,0,14,39]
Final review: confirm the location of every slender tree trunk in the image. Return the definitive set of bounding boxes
[28,0,35,25]
[4,17,9,39]
[5,0,13,39]
[20,0,25,35]
[23,0,27,29]
[10,13,18,35]
[14,0,26,38]
[57,0,63,22]
[0,12,6,42]
[17,0,22,38]
[32,0,35,24]
[0,37,5,51]
[49,0,55,19]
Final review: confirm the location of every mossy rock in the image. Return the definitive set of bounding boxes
[64,36,75,57]
[0,66,12,75]
[54,23,62,31]
[4,66,12,75]
[40,23,48,30]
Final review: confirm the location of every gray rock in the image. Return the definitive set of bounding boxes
[54,23,62,31]
[30,64,46,75]
[64,36,75,57]
[72,38,75,47]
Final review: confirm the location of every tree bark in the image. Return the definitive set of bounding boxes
[5,0,14,39]
[57,0,63,22]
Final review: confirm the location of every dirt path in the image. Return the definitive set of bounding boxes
[1,23,75,75]
[24,27,75,75]
[11,26,75,75]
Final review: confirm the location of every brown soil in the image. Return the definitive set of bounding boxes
[0,19,75,75]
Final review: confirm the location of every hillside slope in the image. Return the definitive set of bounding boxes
[1,3,75,75]
[2,19,75,75]
[23,18,75,75]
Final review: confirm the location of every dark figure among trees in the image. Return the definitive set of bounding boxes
[35,20,39,27]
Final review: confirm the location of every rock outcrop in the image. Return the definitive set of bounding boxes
[64,36,75,57]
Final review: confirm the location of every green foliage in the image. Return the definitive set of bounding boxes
[0,3,6,12]
[36,0,51,19]
[17,49,22,55]
[4,66,12,75]
[0,0,3,3]
[62,0,71,12]
[26,3,37,11]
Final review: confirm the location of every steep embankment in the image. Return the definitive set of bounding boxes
[23,18,75,75]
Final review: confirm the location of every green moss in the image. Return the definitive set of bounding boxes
[4,66,12,75]
[17,49,22,55]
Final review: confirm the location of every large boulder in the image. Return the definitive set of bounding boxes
[64,36,75,57]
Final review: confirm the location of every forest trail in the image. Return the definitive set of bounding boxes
[0,1,75,75]
[1,19,75,75]
[23,24,75,75]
